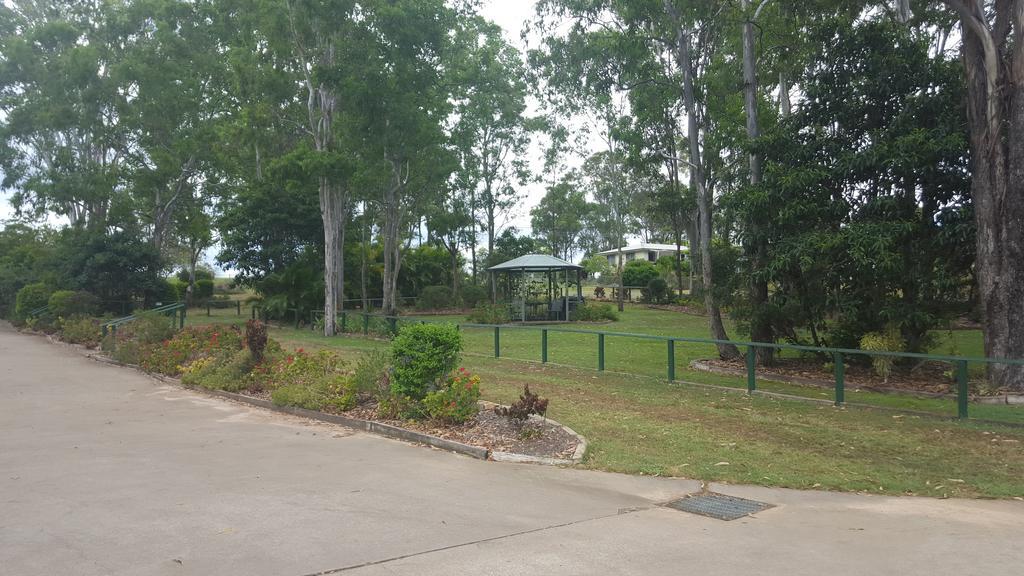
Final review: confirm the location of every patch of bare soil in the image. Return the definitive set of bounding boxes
[345,402,578,459]
[644,303,707,316]
[701,357,959,396]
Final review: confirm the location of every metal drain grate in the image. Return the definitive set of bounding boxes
[666,492,773,521]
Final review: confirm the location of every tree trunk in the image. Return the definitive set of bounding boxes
[320,177,345,336]
[670,11,740,359]
[742,0,773,365]
[949,0,1024,390]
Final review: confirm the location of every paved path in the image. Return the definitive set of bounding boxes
[2,324,1022,575]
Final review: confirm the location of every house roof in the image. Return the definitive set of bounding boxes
[487,254,582,271]
[596,243,688,256]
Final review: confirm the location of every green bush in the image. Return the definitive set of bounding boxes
[860,328,906,383]
[49,290,100,318]
[130,312,178,345]
[571,302,619,322]
[390,322,462,401]
[140,325,244,376]
[646,277,670,304]
[267,350,356,411]
[459,285,487,309]
[352,349,391,398]
[423,368,480,424]
[181,348,257,392]
[15,282,52,319]
[195,279,215,300]
[60,315,103,347]
[417,285,453,310]
[622,260,659,288]
[467,302,510,324]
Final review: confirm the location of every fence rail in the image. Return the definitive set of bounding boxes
[314,311,1024,422]
[101,302,186,343]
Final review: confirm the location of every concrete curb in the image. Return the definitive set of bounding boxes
[479,401,588,466]
[66,339,586,464]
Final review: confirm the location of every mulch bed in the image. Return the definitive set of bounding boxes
[700,356,959,396]
[343,402,579,459]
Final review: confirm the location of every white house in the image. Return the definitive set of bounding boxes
[597,243,688,268]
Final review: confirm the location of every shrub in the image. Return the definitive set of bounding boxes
[495,384,549,425]
[60,315,103,347]
[390,323,462,401]
[423,368,480,424]
[181,348,257,392]
[571,302,619,322]
[49,290,100,318]
[15,282,52,319]
[460,284,487,309]
[129,312,177,345]
[621,260,659,288]
[467,302,510,324]
[266,350,356,411]
[140,325,243,376]
[245,319,268,360]
[860,328,906,383]
[417,285,453,310]
[352,349,391,398]
[195,279,215,300]
[645,277,670,304]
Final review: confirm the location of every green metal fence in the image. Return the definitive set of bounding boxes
[101,302,187,346]
[318,312,1024,423]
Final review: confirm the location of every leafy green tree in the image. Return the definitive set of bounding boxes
[530,176,589,261]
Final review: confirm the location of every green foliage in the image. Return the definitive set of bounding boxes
[389,323,463,401]
[459,284,487,309]
[531,177,589,259]
[570,302,619,322]
[52,229,168,307]
[423,369,481,424]
[182,349,258,393]
[352,349,391,398]
[621,260,659,288]
[195,279,215,300]
[400,246,453,299]
[860,329,907,383]
[645,278,669,304]
[59,315,103,348]
[417,285,453,310]
[48,290,100,318]
[15,282,52,319]
[580,255,613,279]
[267,350,355,411]
[467,302,510,324]
[141,325,244,376]
[0,224,53,319]
[255,250,324,320]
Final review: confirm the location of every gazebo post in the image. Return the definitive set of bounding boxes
[521,267,527,323]
[564,268,569,321]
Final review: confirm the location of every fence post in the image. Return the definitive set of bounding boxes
[667,339,675,381]
[494,326,500,358]
[541,329,548,363]
[294,310,300,330]
[598,333,605,371]
[236,301,241,316]
[362,313,369,335]
[746,345,756,392]
[206,303,211,317]
[179,307,185,330]
[251,306,256,320]
[956,360,969,419]
[110,325,117,352]
[833,352,845,406]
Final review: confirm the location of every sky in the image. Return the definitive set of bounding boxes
[0,0,575,264]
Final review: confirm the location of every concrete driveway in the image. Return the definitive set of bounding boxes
[2,323,1022,575]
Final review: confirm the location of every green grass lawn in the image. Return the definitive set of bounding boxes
[185,303,1024,498]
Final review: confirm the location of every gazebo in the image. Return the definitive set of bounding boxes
[487,254,584,322]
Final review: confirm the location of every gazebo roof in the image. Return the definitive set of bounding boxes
[487,254,582,271]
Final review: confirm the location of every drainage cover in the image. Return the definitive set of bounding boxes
[666,492,773,521]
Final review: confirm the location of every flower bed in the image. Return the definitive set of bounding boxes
[73,318,582,462]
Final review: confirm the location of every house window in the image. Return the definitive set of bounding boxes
[648,251,656,262]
